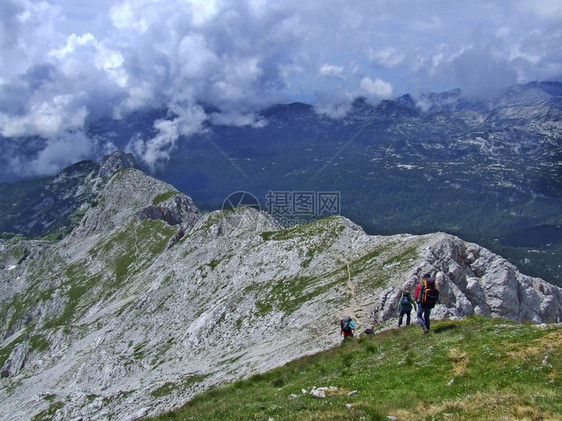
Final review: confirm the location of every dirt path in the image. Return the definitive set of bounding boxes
[341,261,369,325]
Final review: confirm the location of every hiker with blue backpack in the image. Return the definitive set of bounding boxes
[414,272,440,334]
[340,316,357,338]
[398,291,417,327]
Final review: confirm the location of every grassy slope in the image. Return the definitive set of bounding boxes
[150,317,561,421]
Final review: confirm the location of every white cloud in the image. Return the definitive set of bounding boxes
[320,64,345,79]
[50,33,96,60]
[358,77,394,99]
[209,110,267,128]
[0,0,63,78]
[313,100,352,120]
[126,104,208,171]
[368,47,405,68]
[313,89,353,119]
[0,94,88,138]
[109,1,148,31]
[7,130,97,178]
[0,0,561,178]
[176,33,219,79]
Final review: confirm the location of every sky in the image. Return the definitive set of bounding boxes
[1,0,561,178]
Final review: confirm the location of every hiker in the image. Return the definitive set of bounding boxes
[414,272,440,334]
[340,316,357,338]
[364,325,375,335]
[398,291,417,327]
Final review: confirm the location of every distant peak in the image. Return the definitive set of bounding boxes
[99,151,138,178]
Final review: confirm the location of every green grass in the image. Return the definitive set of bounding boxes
[260,217,342,242]
[32,400,64,421]
[152,190,180,206]
[29,334,50,352]
[252,275,345,316]
[151,375,207,399]
[149,318,561,421]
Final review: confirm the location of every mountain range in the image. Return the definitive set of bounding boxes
[0,155,561,419]
[1,81,560,286]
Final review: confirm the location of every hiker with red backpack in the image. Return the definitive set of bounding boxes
[414,272,440,334]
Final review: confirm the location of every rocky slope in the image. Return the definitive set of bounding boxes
[0,151,139,240]
[0,164,561,420]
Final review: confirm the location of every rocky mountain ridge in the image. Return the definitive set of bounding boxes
[0,151,139,240]
[1,82,561,286]
[155,81,561,284]
[0,161,561,420]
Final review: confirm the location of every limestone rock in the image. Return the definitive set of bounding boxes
[98,151,138,178]
[1,342,29,378]
[137,194,199,228]
[69,168,184,238]
[310,388,326,399]
[421,233,562,323]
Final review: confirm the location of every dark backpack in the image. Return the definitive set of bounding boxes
[421,278,439,308]
[341,316,352,333]
[400,293,413,311]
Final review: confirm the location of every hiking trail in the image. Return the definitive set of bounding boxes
[342,261,368,325]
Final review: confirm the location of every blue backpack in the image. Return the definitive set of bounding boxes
[341,316,356,332]
[400,293,413,311]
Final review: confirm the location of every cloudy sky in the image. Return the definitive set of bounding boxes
[1,0,561,178]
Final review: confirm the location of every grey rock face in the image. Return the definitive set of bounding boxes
[69,168,196,239]
[419,234,562,323]
[137,195,195,226]
[98,151,138,178]
[136,194,201,246]
[0,170,560,420]
[1,342,29,378]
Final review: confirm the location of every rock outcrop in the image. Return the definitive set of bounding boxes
[98,151,138,178]
[1,342,28,378]
[370,233,562,324]
[0,151,141,240]
[136,194,201,246]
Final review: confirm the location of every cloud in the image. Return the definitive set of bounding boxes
[0,0,561,179]
[6,130,99,178]
[368,47,405,68]
[313,89,353,119]
[126,104,207,171]
[358,77,394,100]
[0,0,63,78]
[312,76,394,119]
[0,94,88,138]
[320,64,345,79]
